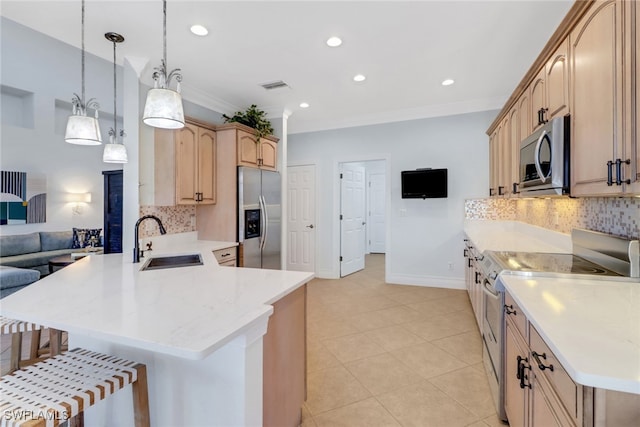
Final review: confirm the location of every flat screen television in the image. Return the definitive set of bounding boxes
[401,168,448,199]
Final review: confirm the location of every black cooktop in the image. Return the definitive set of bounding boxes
[488,251,622,277]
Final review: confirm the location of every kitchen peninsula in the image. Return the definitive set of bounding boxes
[1,235,313,427]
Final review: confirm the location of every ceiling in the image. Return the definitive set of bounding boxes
[1,0,574,134]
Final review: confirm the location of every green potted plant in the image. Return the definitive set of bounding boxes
[222,104,274,140]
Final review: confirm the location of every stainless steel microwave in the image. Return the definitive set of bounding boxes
[518,115,569,196]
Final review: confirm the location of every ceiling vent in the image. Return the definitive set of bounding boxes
[261,80,290,90]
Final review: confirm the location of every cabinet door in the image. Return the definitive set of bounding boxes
[175,123,199,204]
[198,128,216,204]
[489,129,499,197]
[505,319,528,427]
[509,106,520,195]
[530,372,575,427]
[498,116,511,196]
[260,139,278,171]
[546,39,570,120]
[237,130,260,168]
[570,0,625,196]
[626,0,640,193]
[519,90,532,143]
[530,68,547,131]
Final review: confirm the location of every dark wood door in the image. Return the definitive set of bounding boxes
[102,170,123,253]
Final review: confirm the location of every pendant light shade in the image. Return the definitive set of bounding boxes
[143,0,185,129]
[103,31,128,164]
[66,0,102,145]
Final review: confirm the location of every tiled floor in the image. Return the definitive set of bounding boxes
[302,254,505,427]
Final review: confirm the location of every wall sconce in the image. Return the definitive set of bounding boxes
[66,192,91,215]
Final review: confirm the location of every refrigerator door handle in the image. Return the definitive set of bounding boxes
[259,195,268,250]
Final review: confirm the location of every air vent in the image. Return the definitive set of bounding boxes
[261,80,290,90]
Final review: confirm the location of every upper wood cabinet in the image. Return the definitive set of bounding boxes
[489,128,499,197]
[175,123,216,204]
[545,39,571,121]
[530,68,547,132]
[626,0,639,194]
[508,106,520,195]
[570,0,625,196]
[237,129,278,171]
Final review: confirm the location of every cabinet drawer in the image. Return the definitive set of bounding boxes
[213,247,237,264]
[529,325,578,420]
[218,259,237,267]
[504,292,527,340]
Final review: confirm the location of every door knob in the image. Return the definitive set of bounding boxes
[306,224,314,229]
[362,221,366,225]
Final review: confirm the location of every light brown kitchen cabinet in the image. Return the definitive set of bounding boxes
[545,39,570,121]
[509,106,520,195]
[518,89,532,144]
[498,115,511,197]
[504,318,528,427]
[626,0,640,194]
[175,123,216,205]
[570,0,626,196]
[237,129,278,171]
[489,128,499,197]
[530,68,547,132]
[213,246,237,267]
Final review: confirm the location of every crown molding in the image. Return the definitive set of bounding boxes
[179,83,240,116]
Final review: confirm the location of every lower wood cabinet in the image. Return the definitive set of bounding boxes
[212,246,237,267]
[263,284,307,427]
[504,290,640,427]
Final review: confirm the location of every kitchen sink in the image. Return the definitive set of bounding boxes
[140,254,203,271]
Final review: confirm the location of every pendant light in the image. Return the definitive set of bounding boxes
[65,0,102,145]
[103,32,128,164]
[142,0,185,129]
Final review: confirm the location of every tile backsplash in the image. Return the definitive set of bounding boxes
[138,205,196,238]
[465,197,639,239]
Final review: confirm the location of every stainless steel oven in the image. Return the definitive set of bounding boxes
[517,115,569,196]
[477,228,639,422]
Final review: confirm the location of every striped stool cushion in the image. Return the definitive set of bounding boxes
[0,317,41,335]
[0,348,140,427]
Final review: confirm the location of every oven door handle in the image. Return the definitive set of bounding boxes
[482,280,500,299]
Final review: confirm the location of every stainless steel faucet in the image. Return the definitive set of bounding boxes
[133,215,167,263]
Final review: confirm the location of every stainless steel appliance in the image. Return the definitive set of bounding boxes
[517,115,569,196]
[478,228,639,421]
[238,167,281,269]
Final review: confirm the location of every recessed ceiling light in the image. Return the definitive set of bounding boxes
[300,102,310,108]
[353,74,366,82]
[441,79,455,86]
[326,36,342,47]
[190,25,209,36]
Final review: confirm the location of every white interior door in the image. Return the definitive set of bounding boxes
[286,165,316,272]
[340,163,366,277]
[368,172,386,253]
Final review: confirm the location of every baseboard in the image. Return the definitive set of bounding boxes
[385,273,465,290]
[315,269,339,279]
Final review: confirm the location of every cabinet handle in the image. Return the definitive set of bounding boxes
[516,355,525,379]
[489,188,495,197]
[615,159,631,185]
[498,186,505,196]
[540,107,549,124]
[512,182,520,194]
[519,358,532,389]
[531,351,554,372]
[468,257,473,268]
[504,304,517,316]
[607,161,614,186]
[220,253,230,257]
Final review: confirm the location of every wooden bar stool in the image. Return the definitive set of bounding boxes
[1,316,42,375]
[0,348,150,427]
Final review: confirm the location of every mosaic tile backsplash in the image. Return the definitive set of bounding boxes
[138,205,196,238]
[466,197,639,239]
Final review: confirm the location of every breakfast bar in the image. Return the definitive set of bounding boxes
[1,239,314,426]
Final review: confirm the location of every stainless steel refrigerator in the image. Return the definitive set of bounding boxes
[238,167,281,269]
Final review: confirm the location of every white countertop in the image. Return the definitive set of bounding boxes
[464,220,572,253]
[500,273,640,394]
[0,237,314,360]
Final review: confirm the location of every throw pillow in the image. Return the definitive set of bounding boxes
[72,228,102,249]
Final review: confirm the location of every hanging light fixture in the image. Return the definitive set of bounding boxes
[142,0,185,129]
[103,32,128,164]
[65,0,102,145]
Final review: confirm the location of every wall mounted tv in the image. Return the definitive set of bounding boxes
[401,168,448,199]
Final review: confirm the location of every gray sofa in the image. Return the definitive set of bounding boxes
[0,231,75,276]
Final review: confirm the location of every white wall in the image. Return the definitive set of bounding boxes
[1,18,122,236]
[288,110,496,288]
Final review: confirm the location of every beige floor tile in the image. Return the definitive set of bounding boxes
[406,298,465,318]
[323,333,387,363]
[470,362,486,374]
[307,318,360,341]
[349,310,396,332]
[467,422,489,427]
[305,365,371,415]
[313,397,401,427]
[432,331,483,365]
[375,306,428,325]
[377,380,479,427]
[429,366,497,418]
[301,403,318,427]
[390,342,468,379]
[344,353,423,396]
[402,315,470,342]
[439,309,479,333]
[407,286,463,301]
[307,340,342,373]
[364,325,425,351]
[354,295,400,313]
